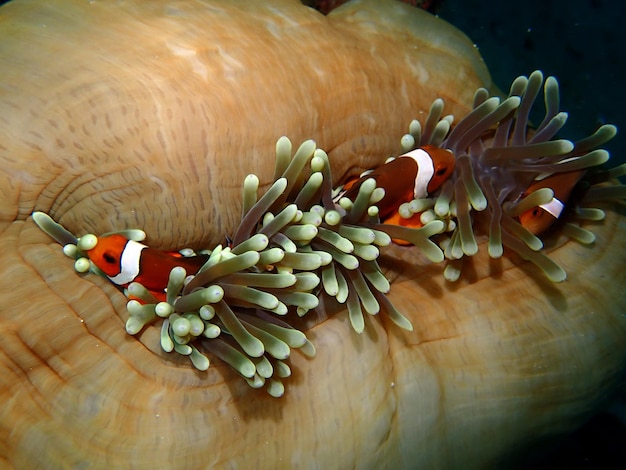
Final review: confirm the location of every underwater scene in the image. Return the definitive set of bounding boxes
[1,0,624,468]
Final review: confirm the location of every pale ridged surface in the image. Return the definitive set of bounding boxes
[1,0,624,468]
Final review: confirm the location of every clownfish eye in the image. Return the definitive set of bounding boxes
[435,167,448,176]
[532,208,542,217]
[103,252,118,264]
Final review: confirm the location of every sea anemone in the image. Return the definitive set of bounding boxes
[34,70,622,398]
[393,70,621,282]
[34,133,442,396]
[5,0,626,467]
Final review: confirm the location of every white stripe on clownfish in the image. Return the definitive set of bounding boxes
[406,147,435,199]
[538,197,565,219]
[108,239,146,285]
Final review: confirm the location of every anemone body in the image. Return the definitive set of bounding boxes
[0,0,625,468]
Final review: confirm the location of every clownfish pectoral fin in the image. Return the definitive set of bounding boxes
[383,210,424,229]
[381,209,425,246]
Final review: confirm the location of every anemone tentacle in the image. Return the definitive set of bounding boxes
[32,135,432,395]
[33,71,623,396]
[393,70,622,282]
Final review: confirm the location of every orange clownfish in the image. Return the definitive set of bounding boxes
[85,234,208,301]
[519,170,585,235]
[339,144,455,222]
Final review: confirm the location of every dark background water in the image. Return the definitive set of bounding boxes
[439,0,625,166]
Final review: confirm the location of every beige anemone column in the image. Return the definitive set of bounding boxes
[0,0,624,468]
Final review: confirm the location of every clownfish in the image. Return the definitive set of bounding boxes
[381,209,424,229]
[338,144,455,222]
[85,234,208,301]
[519,170,586,235]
